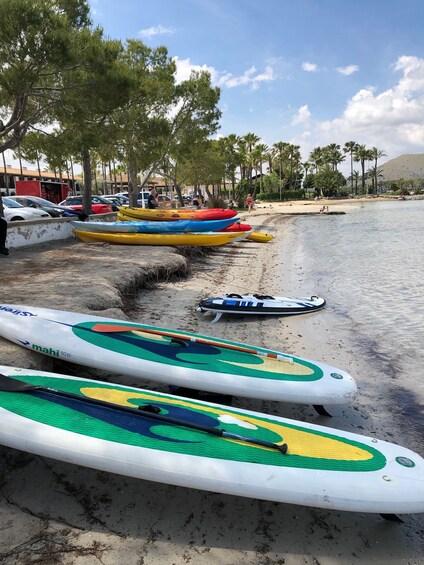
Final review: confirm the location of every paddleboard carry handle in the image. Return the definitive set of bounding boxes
[0,374,288,455]
[170,338,189,347]
[89,323,294,363]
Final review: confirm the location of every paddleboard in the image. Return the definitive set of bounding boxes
[198,293,326,322]
[72,230,245,246]
[70,218,238,234]
[0,305,357,406]
[0,366,422,514]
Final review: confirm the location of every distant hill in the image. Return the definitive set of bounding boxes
[379,153,424,180]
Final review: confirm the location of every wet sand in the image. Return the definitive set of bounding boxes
[0,201,422,564]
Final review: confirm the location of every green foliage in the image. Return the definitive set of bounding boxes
[206,195,227,209]
[0,0,94,152]
[313,167,346,197]
[181,140,225,188]
[256,190,306,201]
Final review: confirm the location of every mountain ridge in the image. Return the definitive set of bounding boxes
[379,153,424,180]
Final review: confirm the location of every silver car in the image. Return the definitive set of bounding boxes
[2,197,50,221]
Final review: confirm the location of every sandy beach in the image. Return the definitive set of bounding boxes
[0,199,423,564]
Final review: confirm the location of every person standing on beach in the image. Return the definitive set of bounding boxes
[246,193,253,212]
[0,216,9,256]
[147,188,158,209]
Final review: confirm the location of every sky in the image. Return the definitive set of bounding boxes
[8,0,424,175]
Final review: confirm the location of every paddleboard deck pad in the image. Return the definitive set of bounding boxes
[0,305,356,406]
[0,366,422,514]
[197,293,326,322]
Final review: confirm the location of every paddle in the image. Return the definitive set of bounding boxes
[0,373,288,454]
[88,323,294,364]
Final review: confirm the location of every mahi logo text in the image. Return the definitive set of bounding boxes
[0,306,36,317]
[32,344,60,357]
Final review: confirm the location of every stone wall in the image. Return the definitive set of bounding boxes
[6,213,116,249]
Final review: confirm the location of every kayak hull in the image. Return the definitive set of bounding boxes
[70,218,239,234]
[72,229,243,246]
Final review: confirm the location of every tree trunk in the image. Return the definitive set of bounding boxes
[127,151,138,207]
[2,152,10,196]
[81,149,93,216]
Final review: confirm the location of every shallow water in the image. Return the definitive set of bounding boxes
[287,199,424,443]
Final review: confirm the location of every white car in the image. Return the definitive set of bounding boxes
[2,197,50,221]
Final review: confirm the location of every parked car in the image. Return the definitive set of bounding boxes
[157,195,172,204]
[103,194,129,206]
[115,191,151,206]
[59,195,114,214]
[2,197,50,221]
[8,195,82,218]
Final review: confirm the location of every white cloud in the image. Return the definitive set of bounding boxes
[218,65,275,90]
[173,57,218,84]
[302,62,318,72]
[292,104,311,125]
[337,64,359,76]
[139,24,175,39]
[173,57,275,90]
[290,55,424,166]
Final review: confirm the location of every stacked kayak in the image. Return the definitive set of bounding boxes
[73,230,246,246]
[219,222,252,232]
[0,365,423,514]
[120,207,238,222]
[0,305,356,406]
[70,218,238,234]
[71,207,248,246]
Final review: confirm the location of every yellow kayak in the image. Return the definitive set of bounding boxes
[246,232,273,243]
[73,229,243,246]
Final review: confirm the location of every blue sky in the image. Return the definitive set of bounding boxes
[9,0,424,175]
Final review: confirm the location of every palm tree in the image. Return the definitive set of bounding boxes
[218,134,240,201]
[343,141,357,194]
[353,144,372,194]
[272,141,289,199]
[369,146,386,195]
[348,170,360,195]
[367,165,384,194]
[309,146,325,173]
[286,144,301,190]
[252,143,269,196]
[242,132,260,193]
[325,143,345,171]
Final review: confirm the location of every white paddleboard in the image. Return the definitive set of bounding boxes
[0,366,422,515]
[0,304,357,406]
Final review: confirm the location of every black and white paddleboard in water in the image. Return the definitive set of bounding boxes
[197,293,326,322]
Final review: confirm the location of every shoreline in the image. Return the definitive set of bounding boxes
[0,205,423,564]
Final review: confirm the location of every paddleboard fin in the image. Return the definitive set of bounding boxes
[212,312,223,323]
[313,405,332,417]
[380,513,403,523]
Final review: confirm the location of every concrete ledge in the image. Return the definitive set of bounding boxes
[6,212,117,249]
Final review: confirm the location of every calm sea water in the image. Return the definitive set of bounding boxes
[289,199,424,438]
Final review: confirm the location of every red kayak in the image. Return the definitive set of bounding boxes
[120,207,238,222]
[192,208,238,221]
[219,222,252,232]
